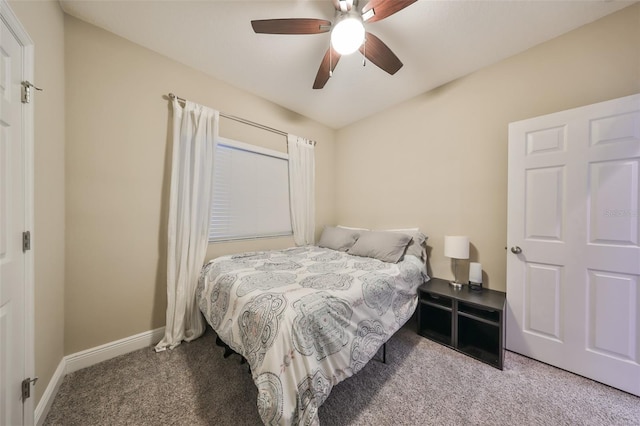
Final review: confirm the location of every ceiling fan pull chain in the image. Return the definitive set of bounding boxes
[329,41,333,77]
[362,39,366,67]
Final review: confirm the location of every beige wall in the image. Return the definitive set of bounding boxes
[335,4,640,291]
[64,16,336,354]
[9,0,66,405]
[8,1,639,401]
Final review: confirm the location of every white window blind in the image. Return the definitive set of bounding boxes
[209,137,292,242]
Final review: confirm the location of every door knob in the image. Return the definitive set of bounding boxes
[511,246,522,254]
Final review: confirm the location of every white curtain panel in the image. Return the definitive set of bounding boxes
[156,99,219,351]
[287,134,316,246]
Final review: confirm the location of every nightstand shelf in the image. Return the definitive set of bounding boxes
[417,278,506,369]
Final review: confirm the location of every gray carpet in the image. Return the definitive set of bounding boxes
[44,321,640,425]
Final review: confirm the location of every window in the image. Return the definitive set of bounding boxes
[209,137,292,242]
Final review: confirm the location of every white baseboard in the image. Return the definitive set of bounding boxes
[35,358,66,426]
[34,327,165,425]
[65,327,165,374]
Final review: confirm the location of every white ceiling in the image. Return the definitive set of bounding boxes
[59,0,634,129]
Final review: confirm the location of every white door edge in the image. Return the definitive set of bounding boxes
[0,1,35,424]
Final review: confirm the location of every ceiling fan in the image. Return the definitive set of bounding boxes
[251,0,417,89]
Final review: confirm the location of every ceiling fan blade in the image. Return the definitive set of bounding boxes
[362,0,417,23]
[359,32,403,75]
[313,47,341,89]
[251,18,331,35]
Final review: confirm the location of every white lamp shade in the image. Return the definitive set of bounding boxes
[444,236,469,259]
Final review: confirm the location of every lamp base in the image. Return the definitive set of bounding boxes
[449,281,463,289]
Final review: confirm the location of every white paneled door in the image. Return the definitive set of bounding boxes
[507,94,640,396]
[0,8,32,426]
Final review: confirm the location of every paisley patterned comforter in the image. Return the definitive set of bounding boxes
[197,246,428,425]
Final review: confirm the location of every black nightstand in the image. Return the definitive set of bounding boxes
[417,277,506,369]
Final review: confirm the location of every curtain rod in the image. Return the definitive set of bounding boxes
[167,93,316,146]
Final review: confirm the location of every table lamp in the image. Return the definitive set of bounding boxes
[444,236,469,288]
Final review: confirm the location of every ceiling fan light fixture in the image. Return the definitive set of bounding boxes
[330,14,365,55]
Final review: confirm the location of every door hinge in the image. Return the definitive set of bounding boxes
[21,377,38,400]
[21,81,43,104]
[22,231,31,252]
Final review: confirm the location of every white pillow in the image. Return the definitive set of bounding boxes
[337,225,369,231]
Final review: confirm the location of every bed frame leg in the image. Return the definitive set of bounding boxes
[223,346,233,358]
[215,336,225,347]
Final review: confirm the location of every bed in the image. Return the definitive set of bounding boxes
[197,227,428,425]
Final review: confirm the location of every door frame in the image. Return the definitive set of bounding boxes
[0,1,35,424]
